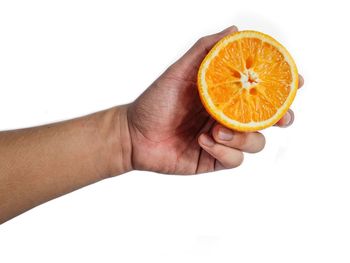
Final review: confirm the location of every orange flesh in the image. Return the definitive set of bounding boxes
[205,37,292,123]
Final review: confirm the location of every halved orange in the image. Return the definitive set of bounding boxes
[197,30,298,131]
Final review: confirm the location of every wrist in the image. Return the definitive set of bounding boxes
[105,105,133,177]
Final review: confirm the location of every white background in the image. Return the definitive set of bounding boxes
[0,0,349,262]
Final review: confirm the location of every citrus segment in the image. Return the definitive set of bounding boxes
[198,30,298,131]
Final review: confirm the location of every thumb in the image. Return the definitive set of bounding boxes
[173,25,238,74]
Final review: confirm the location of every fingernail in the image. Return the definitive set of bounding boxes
[284,111,294,127]
[298,75,304,87]
[283,113,291,126]
[218,127,234,141]
[200,134,215,147]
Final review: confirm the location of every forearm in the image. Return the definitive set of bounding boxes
[0,105,132,223]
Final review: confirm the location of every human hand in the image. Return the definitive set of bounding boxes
[125,26,303,174]
[0,26,303,222]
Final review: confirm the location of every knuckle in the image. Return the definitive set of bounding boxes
[215,161,226,171]
[211,145,244,169]
[196,36,210,50]
[249,133,266,153]
[234,132,266,153]
[235,151,244,167]
[213,147,226,161]
[258,134,266,151]
[197,36,207,45]
[234,132,249,148]
[224,151,244,169]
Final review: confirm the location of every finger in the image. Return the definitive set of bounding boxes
[214,161,227,171]
[189,25,238,59]
[211,124,265,153]
[298,74,304,89]
[274,109,294,127]
[198,133,244,169]
[174,25,238,73]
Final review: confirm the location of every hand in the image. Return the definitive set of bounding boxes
[126,26,304,174]
[0,25,303,222]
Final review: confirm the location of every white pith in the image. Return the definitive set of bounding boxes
[241,69,259,89]
[199,31,298,129]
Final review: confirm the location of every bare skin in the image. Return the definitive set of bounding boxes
[0,26,303,223]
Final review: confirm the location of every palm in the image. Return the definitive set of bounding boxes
[127,65,216,174]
